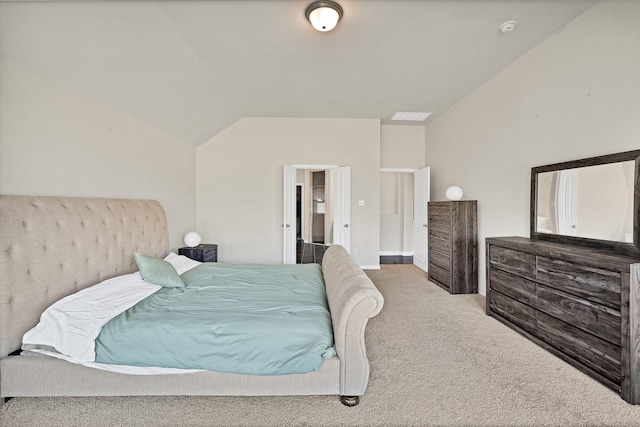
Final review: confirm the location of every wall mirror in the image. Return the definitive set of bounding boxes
[531,149,640,255]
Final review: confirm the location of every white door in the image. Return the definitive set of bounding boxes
[556,169,579,236]
[332,166,351,252]
[283,165,296,264]
[413,167,430,272]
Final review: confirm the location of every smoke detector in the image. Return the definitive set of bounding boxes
[499,20,517,34]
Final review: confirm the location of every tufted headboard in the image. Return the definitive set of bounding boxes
[0,195,169,358]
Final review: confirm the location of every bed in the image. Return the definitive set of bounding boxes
[0,195,384,406]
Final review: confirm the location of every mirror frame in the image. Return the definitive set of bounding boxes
[530,149,640,256]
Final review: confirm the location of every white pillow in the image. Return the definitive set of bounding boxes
[164,252,201,275]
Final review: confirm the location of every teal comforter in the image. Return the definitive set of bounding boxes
[94,263,336,375]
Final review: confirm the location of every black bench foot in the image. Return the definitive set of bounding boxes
[340,395,360,406]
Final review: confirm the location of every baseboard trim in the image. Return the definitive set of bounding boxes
[360,265,381,270]
[380,255,414,265]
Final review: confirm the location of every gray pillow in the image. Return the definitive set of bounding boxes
[134,253,185,288]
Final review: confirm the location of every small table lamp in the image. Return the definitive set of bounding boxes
[445,186,463,201]
[184,232,202,248]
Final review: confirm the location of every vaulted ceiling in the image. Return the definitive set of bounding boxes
[0,0,598,146]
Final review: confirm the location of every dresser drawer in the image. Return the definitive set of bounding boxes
[488,245,536,280]
[537,284,621,345]
[490,291,537,335]
[537,311,621,385]
[429,264,450,289]
[537,257,621,309]
[489,268,536,307]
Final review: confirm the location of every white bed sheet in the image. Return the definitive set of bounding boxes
[21,253,205,375]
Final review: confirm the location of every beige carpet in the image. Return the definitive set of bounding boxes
[2,265,640,426]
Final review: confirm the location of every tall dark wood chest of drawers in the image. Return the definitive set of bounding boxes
[486,236,640,404]
[428,200,478,294]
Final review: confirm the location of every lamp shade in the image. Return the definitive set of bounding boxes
[184,232,202,248]
[306,1,343,32]
[445,186,464,201]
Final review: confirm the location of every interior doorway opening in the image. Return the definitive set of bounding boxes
[379,172,414,264]
[311,170,326,244]
[283,165,351,265]
[377,166,430,271]
[298,169,331,264]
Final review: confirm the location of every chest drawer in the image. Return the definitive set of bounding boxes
[429,229,451,252]
[428,203,450,234]
[488,246,536,281]
[429,250,451,272]
[429,230,451,268]
[537,257,621,309]
[429,264,450,289]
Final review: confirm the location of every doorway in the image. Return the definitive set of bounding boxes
[299,169,330,264]
[296,184,303,240]
[295,172,329,264]
[379,171,414,264]
[311,170,327,244]
[283,165,351,265]
[378,167,430,270]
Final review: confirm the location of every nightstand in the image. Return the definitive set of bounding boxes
[178,244,218,262]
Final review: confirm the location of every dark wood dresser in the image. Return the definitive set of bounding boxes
[428,200,477,294]
[486,236,640,404]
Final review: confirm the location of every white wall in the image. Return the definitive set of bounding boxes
[424,0,640,294]
[0,55,197,250]
[196,117,381,267]
[381,125,425,170]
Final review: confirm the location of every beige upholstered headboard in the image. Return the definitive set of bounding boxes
[0,195,169,357]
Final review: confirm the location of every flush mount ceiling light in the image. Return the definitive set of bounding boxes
[306,1,343,32]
